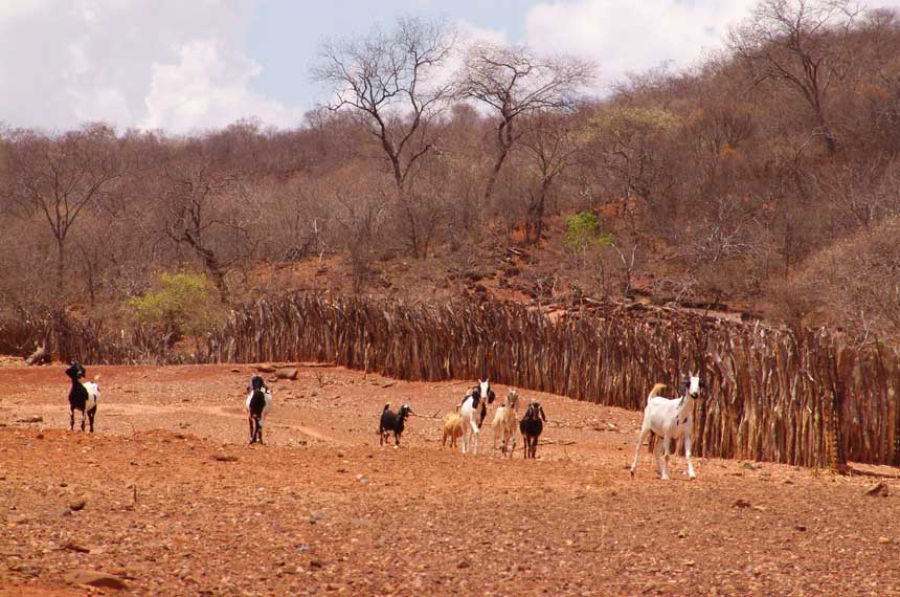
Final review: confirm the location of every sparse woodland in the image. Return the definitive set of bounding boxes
[2,1,900,340]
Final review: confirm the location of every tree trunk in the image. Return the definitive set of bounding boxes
[56,238,66,304]
[483,149,510,204]
[526,178,552,245]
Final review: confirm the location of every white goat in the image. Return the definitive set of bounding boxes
[491,389,519,457]
[630,374,703,480]
[459,379,493,455]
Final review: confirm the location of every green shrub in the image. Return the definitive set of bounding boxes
[129,270,223,340]
[564,212,613,251]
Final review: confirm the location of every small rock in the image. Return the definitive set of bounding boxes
[382,381,396,388]
[457,560,471,569]
[16,416,43,424]
[866,482,888,497]
[309,512,324,524]
[795,525,807,532]
[230,368,241,373]
[356,474,369,485]
[275,368,299,380]
[212,455,238,463]
[63,570,128,590]
[69,499,87,512]
[309,560,324,570]
[256,365,276,373]
[677,529,688,539]
[879,536,892,544]
[295,544,311,552]
[63,541,91,553]
[686,560,696,567]
[733,499,752,509]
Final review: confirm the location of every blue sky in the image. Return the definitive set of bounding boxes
[1,0,898,133]
[247,0,536,108]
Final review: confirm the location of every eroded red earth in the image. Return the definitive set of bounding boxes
[0,363,898,596]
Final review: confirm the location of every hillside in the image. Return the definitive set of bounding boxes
[1,4,900,342]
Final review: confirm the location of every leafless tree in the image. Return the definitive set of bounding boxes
[729,0,859,154]
[158,150,260,302]
[311,17,455,257]
[1,124,123,301]
[520,110,586,244]
[458,42,594,204]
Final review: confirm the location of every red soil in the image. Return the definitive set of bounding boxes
[1,363,899,595]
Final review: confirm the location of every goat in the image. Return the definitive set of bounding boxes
[491,389,519,457]
[379,403,412,447]
[519,401,546,459]
[65,362,99,433]
[246,375,273,444]
[630,374,704,480]
[459,379,494,454]
[441,412,464,448]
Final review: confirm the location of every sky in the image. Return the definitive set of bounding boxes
[1,0,898,134]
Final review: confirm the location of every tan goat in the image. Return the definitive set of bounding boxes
[492,389,520,457]
[442,412,464,448]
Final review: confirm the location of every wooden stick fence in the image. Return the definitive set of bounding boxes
[4,296,900,470]
[206,295,900,470]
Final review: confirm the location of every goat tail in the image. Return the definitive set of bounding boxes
[647,383,667,404]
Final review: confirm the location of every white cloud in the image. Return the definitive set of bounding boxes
[525,0,758,89]
[142,39,302,132]
[0,0,301,133]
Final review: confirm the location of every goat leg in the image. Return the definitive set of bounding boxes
[630,428,650,477]
[684,434,696,480]
[70,409,75,432]
[661,433,671,481]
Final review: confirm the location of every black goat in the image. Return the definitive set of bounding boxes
[65,361,99,433]
[519,401,547,459]
[379,403,413,447]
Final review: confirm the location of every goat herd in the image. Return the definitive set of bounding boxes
[63,362,706,480]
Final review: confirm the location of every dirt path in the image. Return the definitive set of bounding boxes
[1,363,900,596]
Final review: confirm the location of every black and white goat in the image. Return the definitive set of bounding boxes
[459,379,495,455]
[65,362,99,433]
[246,375,273,444]
[379,403,413,447]
[519,400,546,459]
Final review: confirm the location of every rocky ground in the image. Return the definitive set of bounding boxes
[1,363,899,596]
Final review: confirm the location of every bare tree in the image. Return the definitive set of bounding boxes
[458,42,594,204]
[729,0,859,155]
[520,110,586,244]
[311,17,455,258]
[1,124,122,301]
[157,149,260,302]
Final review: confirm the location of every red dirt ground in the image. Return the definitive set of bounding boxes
[1,363,899,596]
